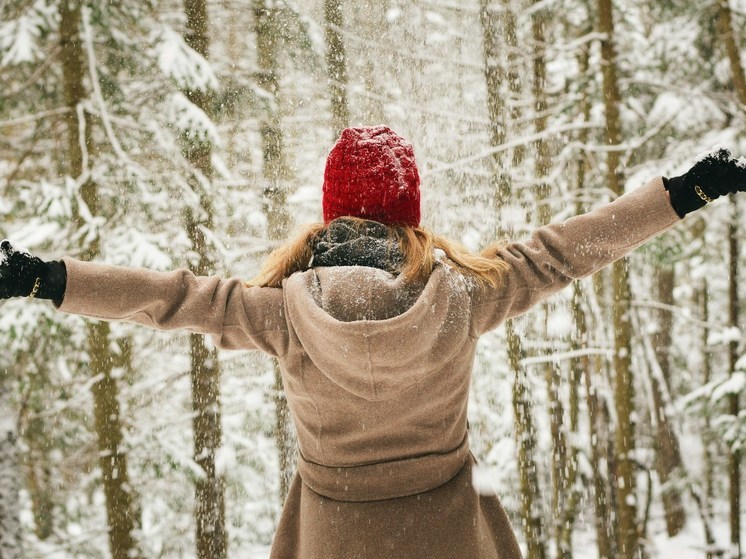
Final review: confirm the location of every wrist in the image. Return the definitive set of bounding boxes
[37,261,67,304]
[663,174,710,217]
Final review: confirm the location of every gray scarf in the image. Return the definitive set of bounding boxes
[312,220,404,275]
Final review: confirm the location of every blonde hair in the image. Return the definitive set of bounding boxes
[247,217,509,288]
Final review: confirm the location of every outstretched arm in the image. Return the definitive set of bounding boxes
[471,149,746,334]
[0,245,288,356]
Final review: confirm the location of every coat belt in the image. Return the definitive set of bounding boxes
[296,436,470,502]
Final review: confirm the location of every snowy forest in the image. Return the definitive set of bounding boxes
[1,0,746,558]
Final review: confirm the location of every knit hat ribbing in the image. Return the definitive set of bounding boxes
[322,126,421,227]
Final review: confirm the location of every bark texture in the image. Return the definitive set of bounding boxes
[60,4,140,558]
[480,2,546,556]
[650,269,686,537]
[181,2,227,556]
[727,199,741,559]
[253,0,296,503]
[0,388,22,559]
[597,0,639,556]
[719,0,746,107]
[324,0,350,136]
[718,4,745,556]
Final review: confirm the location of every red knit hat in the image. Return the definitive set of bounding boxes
[323,126,421,227]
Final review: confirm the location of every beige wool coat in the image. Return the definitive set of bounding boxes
[58,178,680,558]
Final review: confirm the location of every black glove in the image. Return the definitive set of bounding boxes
[0,240,67,304]
[663,148,746,217]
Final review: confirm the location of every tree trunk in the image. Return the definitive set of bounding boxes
[503,0,525,167]
[479,0,509,198]
[649,268,687,537]
[719,0,746,107]
[572,38,614,558]
[17,358,54,541]
[0,384,22,559]
[727,198,741,559]
[25,436,54,540]
[325,0,350,136]
[188,333,226,559]
[481,0,526,175]
[699,275,717,559]
[584,364,617,559]
[531,7,573,556]
[531,4,552,226]
[650,267,687,536]
[59,4,140,558]
[480,2,546,557]
[649,371,687,537]
[357,0,388,124]
[180,2,227,557]
[253,0,296,504]
[561,37,614,559]
[653,269,674,389]
[718,3,745,555]
[596,0,639,556]
[508,321,546,559]
[89,322,140,559]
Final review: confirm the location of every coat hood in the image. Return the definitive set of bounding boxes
[283,264,473,401]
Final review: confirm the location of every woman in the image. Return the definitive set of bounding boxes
[2,126,745,558]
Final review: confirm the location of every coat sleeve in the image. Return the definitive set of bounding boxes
[471,177,682,335]
[56,258,289,357]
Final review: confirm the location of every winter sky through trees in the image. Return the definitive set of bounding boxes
[2,0,746,558]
